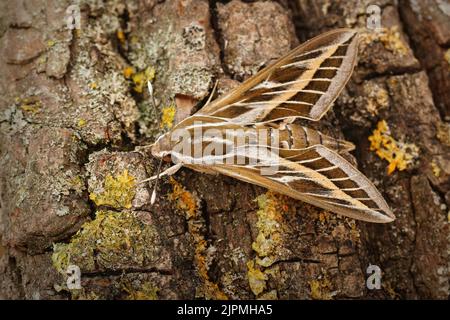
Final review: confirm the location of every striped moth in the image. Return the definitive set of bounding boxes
[145,29,395,223]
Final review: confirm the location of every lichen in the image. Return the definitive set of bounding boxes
[160,104,176,129]
[123,282,159,300]
[123,66,135,79]
[16,97,42,114]
[89,170,136,209]
[431,160,441,177]
[52,243,71,274]
[246,260,267,296]
[117,29,126,45]
[364,84,389,116]
[77,118,87,128]
[252,192,287,267]
[168,177,228,300]
[131,66,155,93]
[361,26,409,56]
[436,123,450,147]
[445,49,450,66]
[245,192,291,298]
[258,290,278,300]
[52,210,160,273]
[70,289,101,300]
[309,277,333,300]
[368,120,419,175]
[169,177,199,219]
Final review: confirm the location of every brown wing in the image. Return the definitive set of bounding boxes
[195,29,359,124]
[185,144,394,223]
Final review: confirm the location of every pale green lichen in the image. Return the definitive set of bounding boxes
[52,243,71,274]
[52,210,160,273]
[89,170,136,209]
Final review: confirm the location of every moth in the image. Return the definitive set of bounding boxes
[145,29,395,223]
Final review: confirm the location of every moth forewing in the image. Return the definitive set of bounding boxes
[195,28,359,124]
[149,29,395,223]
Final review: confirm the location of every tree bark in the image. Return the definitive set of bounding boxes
[0,0,449,299]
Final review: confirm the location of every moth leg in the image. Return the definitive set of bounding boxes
[139,162,183,184]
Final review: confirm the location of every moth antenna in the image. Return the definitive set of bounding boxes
[147,80,157,110]
[204,80,218,107]
[150,157,164,205]
[138,163,183,184]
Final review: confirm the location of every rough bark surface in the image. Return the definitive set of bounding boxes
[0,0,449,299]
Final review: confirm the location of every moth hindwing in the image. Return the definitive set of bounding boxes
[150,28,395,223]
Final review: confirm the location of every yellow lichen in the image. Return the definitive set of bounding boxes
[160,104,176,129]
[318,211,332,223]
[47,39,55,47]
[123,66,135,79]
[309,277,333,300]
[18,97,42,114]
[368,120,419,175]
[117,29,126,45]
[445,49,450,66]
[68,175,85,195]
[436,123,450,147]
[252,192,286,267]
[361,26,408,56]
[245,192,291,298]
[431,160,441,177]
[52,243,71,274]
[169,177,199,219]
[89,170,136,209]
[90,82,98,90]
[77,118,86,128]
[169,177,228,300]
[132,66,155,93]
[247,260,267,296]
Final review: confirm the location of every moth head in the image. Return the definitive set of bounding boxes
[151,133,171,159]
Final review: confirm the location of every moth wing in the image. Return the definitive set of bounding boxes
[196,29,359,123]
[198,144,394,223]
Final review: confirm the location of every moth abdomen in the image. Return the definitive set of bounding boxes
[270,123,355,153]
